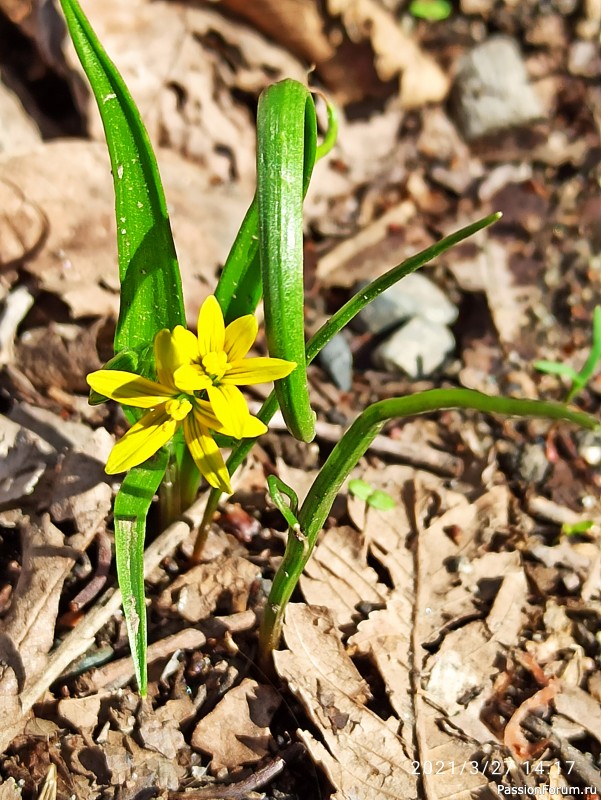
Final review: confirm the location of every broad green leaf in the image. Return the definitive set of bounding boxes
[114,450,168,696]
[58,0,185,361]
[216,92,337,326]
[257,79,317,442]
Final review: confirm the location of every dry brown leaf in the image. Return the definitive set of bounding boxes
[0,140,251,322]
[327,0,450,107]
[300,525,388,628]
[0,779,21,799]
[191,678,281,771]
[316,202,420,287]
[0,177,46,268]
[481,239,541,350]
[156,554,258,622]
[0,516,79,752]
[64,0,303,184]
[275,604,418,800]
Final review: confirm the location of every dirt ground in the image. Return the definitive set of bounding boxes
[0,1,600,798]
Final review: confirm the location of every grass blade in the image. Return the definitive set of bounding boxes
[58,0,185,357]
[113,451,168,696]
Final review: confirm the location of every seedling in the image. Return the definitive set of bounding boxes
[534,306,601,403]
[409,0,452,21]
[348,478,396,510]
[59,0,600,692]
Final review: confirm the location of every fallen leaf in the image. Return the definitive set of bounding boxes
[191,678,281,771]
[275,604,418,800]
[0,515,79,752]
[156,554,259,623]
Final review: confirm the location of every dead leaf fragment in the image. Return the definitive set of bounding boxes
[0,178,46,267]
[156,554,258,622]
[328,0,450,107]
[275,604,418,800]
[191,678,281,771]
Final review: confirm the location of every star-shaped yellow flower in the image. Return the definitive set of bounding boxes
[87,296,296,493]
[171,295,296,439]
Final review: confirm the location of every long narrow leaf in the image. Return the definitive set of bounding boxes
[257,80,317,442]
[58,0,185,356]
[113,451,168,696]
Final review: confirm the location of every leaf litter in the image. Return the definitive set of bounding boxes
[1,0,601,797]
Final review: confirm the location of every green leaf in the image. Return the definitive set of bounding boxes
[567,305,601,402]
[58,0,185,359]
[561,519,594,536]
[533,360,579,381]
[216,92,338,325]
[348,478,374,501]
[257,79,317,443]
[409,0,452,21]
[366,489,396,511]
[113,450,168,696]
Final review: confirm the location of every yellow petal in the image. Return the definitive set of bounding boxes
[224,314,258,362]
[222,357,297,385]
[173,364,212,393]
[155,327,199,387]
[105,407,179,473]
[192,398,227,432]
[240,414,268,438]
[197,295,225,357]
[207,383,249,439]
[87,370,173,408]
[184,411,232,493]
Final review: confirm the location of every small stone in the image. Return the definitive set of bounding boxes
[577,431,601,466]
[355,272,458,335]
[451,36,544,140]
[516,443,550,483]
[317,333,353,391]
[373,317,455,378]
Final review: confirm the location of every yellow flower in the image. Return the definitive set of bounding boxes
[87,297,295,493]
[171,295,296,439]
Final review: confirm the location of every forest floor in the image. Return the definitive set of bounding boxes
[0,0,600,798]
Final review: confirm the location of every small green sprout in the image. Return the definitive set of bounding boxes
[534,306,601,402]
[409,0,452,21]
[348,479,396,510]
[561,519,595,537]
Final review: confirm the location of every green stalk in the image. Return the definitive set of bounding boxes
[193,212,502,557]
[257,390,599,663]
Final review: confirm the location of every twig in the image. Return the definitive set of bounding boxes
[69,528,112,611]
[167,744,303,799]
[521,715,601,789]
[19,496,209,714]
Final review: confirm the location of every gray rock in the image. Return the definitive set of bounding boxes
[374,317,455,378]
[452,36,544,140]
[356,272,458,335]
[318,333,353,391]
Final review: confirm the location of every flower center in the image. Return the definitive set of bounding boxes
[201,351,229,384]
[165,397,193,421]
